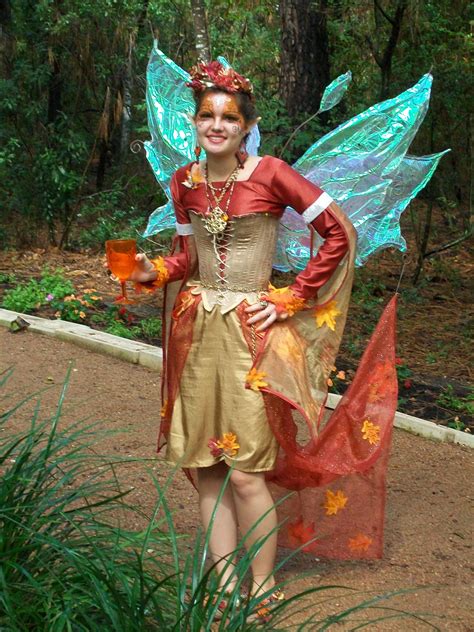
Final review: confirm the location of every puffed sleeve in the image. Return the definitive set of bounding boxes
[270,160,350,302]
[135,171,195,293]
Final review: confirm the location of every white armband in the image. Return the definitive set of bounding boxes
[302,192,333,224]
[176,222,194,236]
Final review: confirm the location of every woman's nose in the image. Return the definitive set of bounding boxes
[211,117,224,131]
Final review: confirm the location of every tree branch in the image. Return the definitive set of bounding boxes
[374,0,394,26]
[423,229,473,259]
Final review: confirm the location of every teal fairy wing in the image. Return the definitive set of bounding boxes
[275,74,449,271]
[142,42,195,236]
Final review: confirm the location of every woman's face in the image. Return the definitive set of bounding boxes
[194,92,249,158]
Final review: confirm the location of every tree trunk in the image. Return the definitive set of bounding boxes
[366,0,407,100]
[0,0,12,79]
[119,32,134,161]
[279,0,330,118]
[190,0,211,62]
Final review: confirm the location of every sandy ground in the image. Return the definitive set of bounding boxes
[1,327,472,631]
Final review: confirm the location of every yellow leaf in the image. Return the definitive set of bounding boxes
[361,419,380,445]
[323,489,348,516]
[245,368,268,391]
[315,300,341,331]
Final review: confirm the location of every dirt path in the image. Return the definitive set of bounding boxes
[1,327,472,630]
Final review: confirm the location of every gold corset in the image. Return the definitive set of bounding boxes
[188,211,279,314]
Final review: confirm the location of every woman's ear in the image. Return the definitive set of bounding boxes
[245,116,261,135]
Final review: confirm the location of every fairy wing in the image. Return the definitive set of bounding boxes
[276,74,448,270]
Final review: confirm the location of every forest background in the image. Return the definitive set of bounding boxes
[0,0,472,426]
[0,0,471,251]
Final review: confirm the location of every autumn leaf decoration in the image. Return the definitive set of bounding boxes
[172,291,194,320]
[361,419,381,445]
[150,256,170,286]
[208,432,240,458]
[160,400,168,419]
[315,300,341,331]
[262,284,306,316]
[348,533,373,552]
[323,489,348,516]
[182,162,205,189]
[287,517,318,552]
[245,368,268,391]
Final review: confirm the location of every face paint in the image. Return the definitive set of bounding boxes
[195,92,248,156]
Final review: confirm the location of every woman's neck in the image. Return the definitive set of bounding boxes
[205,154,239,181]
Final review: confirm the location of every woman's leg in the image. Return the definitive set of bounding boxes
[197,462,239,589]
[230,469,277,598]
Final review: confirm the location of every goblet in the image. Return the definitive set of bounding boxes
[105,239,137,303]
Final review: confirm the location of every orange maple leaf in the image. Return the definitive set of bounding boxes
[361,419,380,445]
[245,368,268,391]
[208,432,240,457]
[287,517,318,552]
[348,533,373,552]
[323,489,348,516]
[264,284,306,316]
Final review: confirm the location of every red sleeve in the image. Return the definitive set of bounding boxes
[163,171,193,282]
[271,159,349,301]
[136,171,192,293]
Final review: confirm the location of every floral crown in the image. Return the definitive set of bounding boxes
[186,60,254,101]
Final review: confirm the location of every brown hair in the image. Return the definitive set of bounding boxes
[194,87,258,125]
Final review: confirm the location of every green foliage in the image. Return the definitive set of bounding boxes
[395,358,413,383]
[436,385,474,416]
[52,289,102,323]
[0,369,436,630]
[140,316,162,339]
[1,269,75,313]
[447,417,467,432]
[0,272,16,284]
[0,0,470,249]
[90,306,162,341]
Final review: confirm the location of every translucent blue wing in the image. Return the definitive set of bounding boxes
[276,74,448,270]
[318,71,352,113]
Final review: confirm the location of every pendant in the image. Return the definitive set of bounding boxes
[202,206,229,234]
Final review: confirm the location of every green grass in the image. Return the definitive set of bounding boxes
[0,367,441,631]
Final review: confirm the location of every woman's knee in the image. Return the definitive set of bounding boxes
[197,460,228,486]
[230,469,264,497]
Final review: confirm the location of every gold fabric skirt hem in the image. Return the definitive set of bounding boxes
[163,452,277,473]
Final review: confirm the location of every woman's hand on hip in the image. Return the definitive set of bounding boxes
[245,301,288,332]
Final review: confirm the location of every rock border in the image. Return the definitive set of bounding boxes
[1,308,472,449]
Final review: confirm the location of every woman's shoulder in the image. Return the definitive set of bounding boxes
[260,155,287,169]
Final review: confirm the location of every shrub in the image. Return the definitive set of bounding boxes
[0,368,435,630]
[1,269,75,313]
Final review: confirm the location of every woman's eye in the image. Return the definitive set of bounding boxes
[225,115,239,121]
[198,113,212,119]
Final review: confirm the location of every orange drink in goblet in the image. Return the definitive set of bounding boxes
[105,239,137,303]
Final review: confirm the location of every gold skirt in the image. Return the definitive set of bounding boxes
[165,303,279,471]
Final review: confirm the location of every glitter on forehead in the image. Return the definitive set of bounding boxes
[198,93,245,124]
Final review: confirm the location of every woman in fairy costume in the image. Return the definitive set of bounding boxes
[129,61,395,613]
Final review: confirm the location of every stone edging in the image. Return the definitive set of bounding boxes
[1,308,472,449]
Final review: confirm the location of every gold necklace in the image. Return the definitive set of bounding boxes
[202,162,240,234]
